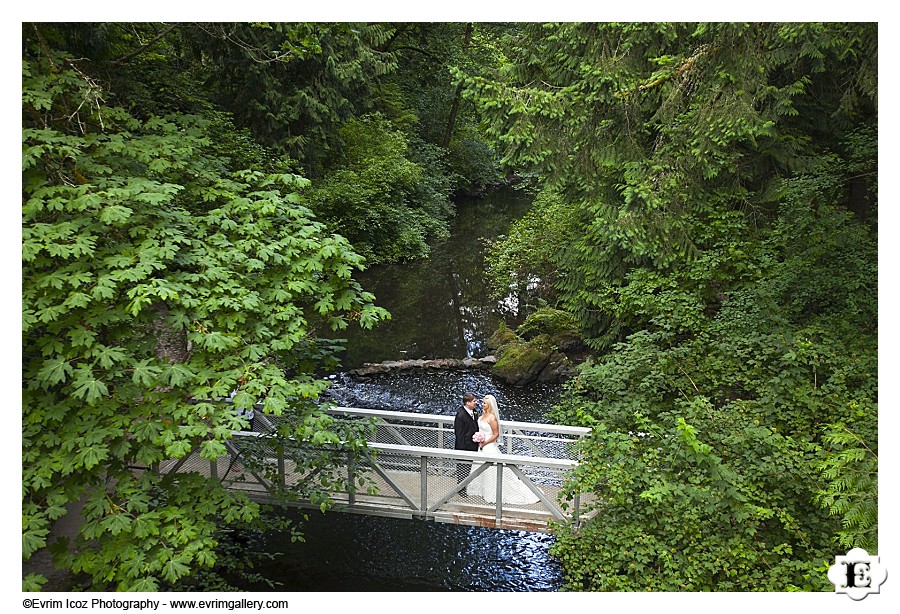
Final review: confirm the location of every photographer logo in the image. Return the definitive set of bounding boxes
[827,548,887,600]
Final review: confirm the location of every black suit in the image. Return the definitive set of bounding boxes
[454,407,480,452]
[453,407,479,493]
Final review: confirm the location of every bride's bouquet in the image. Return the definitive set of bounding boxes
[472,432,486,443]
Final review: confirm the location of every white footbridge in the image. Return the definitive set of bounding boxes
[155,407,593,533]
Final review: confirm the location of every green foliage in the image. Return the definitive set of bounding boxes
[551,420,834,591]
[300,113,452,264]
[29,22,505,262]
[465,22,877,349]
[375,23,506,196]
[22,46,389,590]
[546,176,875,589]
[473,22,879,591]
[484,187,573,304]
[378,24,473,143]
[445,138,502,196]
[191,22,398,170]
[816,422,878,552]
[49,473,260,592]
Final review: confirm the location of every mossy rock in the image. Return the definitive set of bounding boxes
[492,334,554,386]
[517,307,577,336]
[536,351,574,382]
[487,321,520,351]
[516,307,583,350]
[488,314,582,385]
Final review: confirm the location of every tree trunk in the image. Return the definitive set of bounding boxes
[153,303,191,364]
[442,23,474,149]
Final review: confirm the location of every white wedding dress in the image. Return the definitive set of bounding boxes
[468,417,540,504]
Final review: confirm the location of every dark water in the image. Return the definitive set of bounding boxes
[246,189,566,592]
[338,188,536,369]
[245,508,562,592]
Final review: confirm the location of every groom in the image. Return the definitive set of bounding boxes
[453,392,480,496]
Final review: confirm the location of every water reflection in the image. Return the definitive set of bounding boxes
[249,511,562,592]
[338,189,535,369]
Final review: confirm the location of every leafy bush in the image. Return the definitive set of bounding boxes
[22,51,388,590]
[551,418,834,591]
[484,187,573,305]
[548,187,876,590]
[301,113,452,264]
[446,137,502,196]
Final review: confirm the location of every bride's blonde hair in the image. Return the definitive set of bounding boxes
[481,394,499,418]
[481,394,502,444]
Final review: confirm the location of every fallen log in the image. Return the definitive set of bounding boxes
[347,356,497,377]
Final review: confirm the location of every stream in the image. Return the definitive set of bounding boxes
[241,188,566,591]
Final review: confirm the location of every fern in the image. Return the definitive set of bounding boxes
[816,423,878,552]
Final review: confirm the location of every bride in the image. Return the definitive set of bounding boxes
[468,394,540,505]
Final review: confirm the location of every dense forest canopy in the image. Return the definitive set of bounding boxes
[469,22,877,590]
[22,21,876,592]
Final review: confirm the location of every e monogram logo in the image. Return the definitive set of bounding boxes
[827,548,887,600]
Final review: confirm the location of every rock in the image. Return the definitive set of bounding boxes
[344,349,562,384]
[348,357,486,376]
[536,352,575,383]
[488,323,519,351]
[484,310,586,385]
[491,335,553,386]
[348,363,392,376]
[423,358,462,369]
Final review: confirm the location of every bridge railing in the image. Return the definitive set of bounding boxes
[324,406,589,463]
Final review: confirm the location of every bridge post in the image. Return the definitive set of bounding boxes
[494,463,503,525]
[420,457,428,513]
[573,492,581,528]
[277,447,285,490]
[348,451,356,506]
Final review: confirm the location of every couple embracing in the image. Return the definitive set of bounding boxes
[452,392,539,504]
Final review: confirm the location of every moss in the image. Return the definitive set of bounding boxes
[517,307,584,352]
[487,321,520,351]
[517,307,579,338]
[492,334,555,386]
[489,312,583,385]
